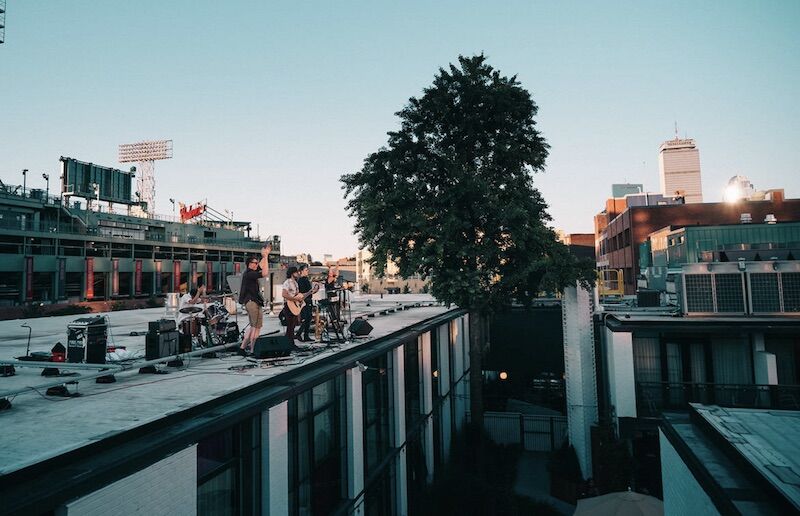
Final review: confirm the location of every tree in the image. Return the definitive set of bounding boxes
[342,54,593,430]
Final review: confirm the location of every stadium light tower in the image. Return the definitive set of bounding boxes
[118,139,173,217]
[0,0,6,45]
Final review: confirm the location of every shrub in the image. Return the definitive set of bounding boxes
[48,305,93,316]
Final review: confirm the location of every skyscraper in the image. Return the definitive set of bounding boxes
[659,137,703,203]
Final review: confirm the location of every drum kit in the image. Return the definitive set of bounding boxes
[178,296,239,348]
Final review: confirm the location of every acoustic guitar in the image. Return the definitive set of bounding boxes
[286,283,320,316]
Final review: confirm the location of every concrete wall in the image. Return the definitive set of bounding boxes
[58,445,197,516]
[562,285,599,478]
[659,430,720,516]
[604,328,637,420]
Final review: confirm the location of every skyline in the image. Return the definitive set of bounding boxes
[1,1,799,258]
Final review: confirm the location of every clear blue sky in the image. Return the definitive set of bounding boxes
[2,1,798,259]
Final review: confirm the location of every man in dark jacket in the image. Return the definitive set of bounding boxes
[238,243,271,354]
[295,263,314,342]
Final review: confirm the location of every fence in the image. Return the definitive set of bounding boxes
[481,411,568,452]
[636,381,800,417]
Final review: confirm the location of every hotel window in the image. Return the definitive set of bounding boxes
[363,353,394,477]
[404,339,423,432]
[197,416,261,516]
[288,376,348,516]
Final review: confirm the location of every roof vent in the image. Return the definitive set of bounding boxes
[764,214,777,224]
[740,213,752,224]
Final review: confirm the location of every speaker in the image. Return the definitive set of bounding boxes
[146,330,179,360]
[149,319,177,333]
[349,319,373,336]
[253,335,296,359]
[178,332,192,353]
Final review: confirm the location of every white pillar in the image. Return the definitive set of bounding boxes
[752,333,778,385]
[263,401,289,516]
[562,285,599,479]
[392,346,408,516]
[346,367,365,514]
[462,314,470,372]
[605,328,637,419]
[419,332,435,483]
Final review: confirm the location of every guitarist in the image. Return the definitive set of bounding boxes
[281,266,303,345]
[296,264,314,342]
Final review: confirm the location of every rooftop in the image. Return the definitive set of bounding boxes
[663,404,800,514]
[0,294,451,478]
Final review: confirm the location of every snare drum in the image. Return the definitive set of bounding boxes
[180,318,200,337]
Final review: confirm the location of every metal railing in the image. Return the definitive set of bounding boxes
[480,411,568,452]
[636,381,800,416]
[0,217,264,250]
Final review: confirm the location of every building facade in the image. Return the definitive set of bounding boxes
[0,184,282,306]
[659,138,703,203]
[611,183,643,198]
[0,309,471,515]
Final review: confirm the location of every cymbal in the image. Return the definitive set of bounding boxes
[179,306,203,314]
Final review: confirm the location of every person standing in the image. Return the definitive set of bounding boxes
[281,266,303,345]
[238,244,271,354]
[295,263,314,342]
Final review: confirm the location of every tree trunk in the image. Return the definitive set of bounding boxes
[468,310,484,434]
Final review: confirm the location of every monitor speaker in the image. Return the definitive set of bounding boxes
[349,319,373,336]
[146,331,179,360]
[253,335,297,359]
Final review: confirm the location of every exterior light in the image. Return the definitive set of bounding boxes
[499,371,509,380]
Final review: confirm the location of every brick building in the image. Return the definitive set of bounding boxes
[595,191,800,294]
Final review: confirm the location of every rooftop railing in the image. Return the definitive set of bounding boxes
[635,381,800,417]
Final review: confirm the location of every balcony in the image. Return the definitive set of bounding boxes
[636,381,800,417]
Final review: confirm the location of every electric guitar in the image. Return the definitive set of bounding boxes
[286,283,320,316]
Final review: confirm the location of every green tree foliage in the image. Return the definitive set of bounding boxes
[342,54,593,313]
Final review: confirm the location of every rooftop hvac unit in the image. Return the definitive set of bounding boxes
[681,262,800,315]
[681,270,746,315]
[740,213,752,224]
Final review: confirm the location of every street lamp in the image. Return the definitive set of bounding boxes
[22,169,28,194]
[169,198,176,219]
[42,173,50,200]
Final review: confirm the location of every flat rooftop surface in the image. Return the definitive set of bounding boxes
[666,404,800,514]
[0,294,450,476]
[693,404,800,512]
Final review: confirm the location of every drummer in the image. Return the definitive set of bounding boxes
[177,280,206,325]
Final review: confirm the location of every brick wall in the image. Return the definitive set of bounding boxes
[58,445,197,516]
[659,430,719,516]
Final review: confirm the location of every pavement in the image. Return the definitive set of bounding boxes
[514,451,576,515]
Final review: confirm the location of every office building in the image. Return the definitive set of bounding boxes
[659,138,703,203]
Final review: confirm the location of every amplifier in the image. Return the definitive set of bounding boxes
[67,317,108,364]
[146,330,179,360]
[149,319,177,333]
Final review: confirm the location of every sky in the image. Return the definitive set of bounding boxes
[1,1,799,259]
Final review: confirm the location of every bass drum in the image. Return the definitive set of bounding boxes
[180,318,200,337]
